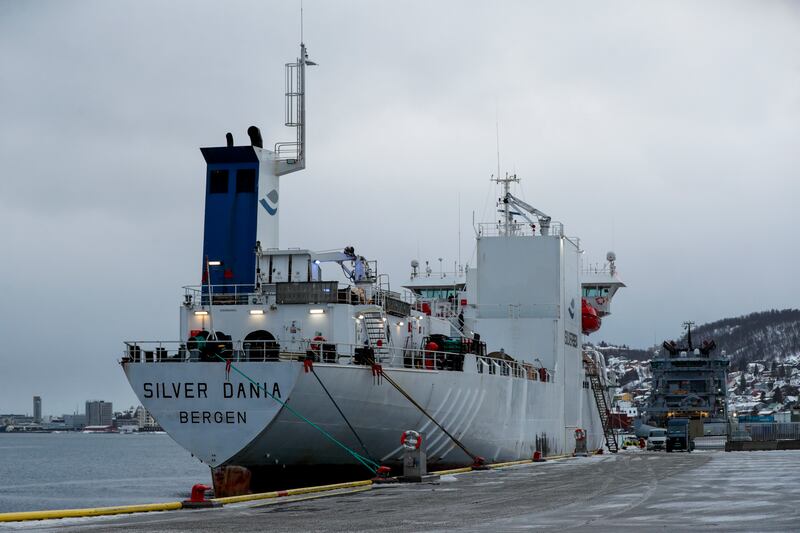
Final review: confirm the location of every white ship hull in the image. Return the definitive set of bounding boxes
[124,356,606,472]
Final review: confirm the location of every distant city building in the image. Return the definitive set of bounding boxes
[134,405,157,428]
[0,414,24,428]
[85,400,113,427]
[63,414,86,429]
[2,414,33,425]
[33,396,42,423]
[46,416,66,428]
[114,408,138,429]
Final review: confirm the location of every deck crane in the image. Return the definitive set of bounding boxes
[502,193,552,235]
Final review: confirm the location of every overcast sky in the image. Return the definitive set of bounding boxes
[1,0,798,415]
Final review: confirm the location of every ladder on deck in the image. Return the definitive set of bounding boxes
[361,307,389,362]
[586,362,619,453]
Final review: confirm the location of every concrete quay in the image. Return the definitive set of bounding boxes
[14,450,800,532]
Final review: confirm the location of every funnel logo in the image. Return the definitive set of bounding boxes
[568,298,576,319]
[259,189,279,216]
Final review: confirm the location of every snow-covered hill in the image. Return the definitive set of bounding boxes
[681,309,800,371]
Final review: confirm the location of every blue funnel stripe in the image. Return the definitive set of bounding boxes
[260,198,277,216]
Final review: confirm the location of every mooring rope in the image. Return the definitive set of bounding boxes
[371,359,483,465]
[213,354,380,474]
[309,365,377,465]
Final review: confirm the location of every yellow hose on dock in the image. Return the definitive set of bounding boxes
[0,501,182,523]
[212,479,374,505]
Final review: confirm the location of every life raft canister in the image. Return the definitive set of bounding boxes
[581,299,601,335]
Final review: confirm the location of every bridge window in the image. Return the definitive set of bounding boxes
[236,169,256,193]
[420,289,456,300]
[209,170,229,194]
[582,286,610,297]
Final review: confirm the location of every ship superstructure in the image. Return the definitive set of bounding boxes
[645,322,729,427]
[120,42,625,494]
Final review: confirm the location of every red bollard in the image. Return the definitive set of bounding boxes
[472,456,490,470]
[190,484,210,502]
[532,450,546,462]
[372,465,397,484]
[183,483,221,508]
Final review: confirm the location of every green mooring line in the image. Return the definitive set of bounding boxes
[213,354,380,473]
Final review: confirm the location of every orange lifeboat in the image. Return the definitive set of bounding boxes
[581,299,601,334]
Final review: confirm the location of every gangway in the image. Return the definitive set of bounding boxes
[585,361,619,453]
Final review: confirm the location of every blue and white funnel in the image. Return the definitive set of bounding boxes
[196,43,313,290]
[198,145,282,291]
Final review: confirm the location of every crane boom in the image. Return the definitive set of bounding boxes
[502,193,551,235]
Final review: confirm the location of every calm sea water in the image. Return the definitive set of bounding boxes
[0,433,211,513]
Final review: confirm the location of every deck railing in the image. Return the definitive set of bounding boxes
[121,339,553,383]
[183,282,415,310]
[476,222,565,238]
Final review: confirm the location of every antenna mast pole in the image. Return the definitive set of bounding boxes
[492,172,519,236]
[275,6,315,176]
[683,321,695,350]
[457,193,461,270]
[495,112,501,182]
[299,0,305,162]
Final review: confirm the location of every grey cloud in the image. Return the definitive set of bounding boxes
[0,0,797,414]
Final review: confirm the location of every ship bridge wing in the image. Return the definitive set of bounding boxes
[582,260,625,318]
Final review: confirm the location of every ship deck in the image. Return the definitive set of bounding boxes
[22,450,800,532]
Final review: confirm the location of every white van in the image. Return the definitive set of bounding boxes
[647,428,667,450]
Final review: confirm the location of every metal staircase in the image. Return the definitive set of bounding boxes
[586,362,619,453]
[361,307,389,362]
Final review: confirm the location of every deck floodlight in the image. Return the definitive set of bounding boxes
[194,311,209,316]
[249,309,265,315]
[207,260,222,266]
[309,309,325,315]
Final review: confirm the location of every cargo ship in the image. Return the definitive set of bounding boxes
[120,41,625,494]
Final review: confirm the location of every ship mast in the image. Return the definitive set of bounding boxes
[492,172,519,236]
[684,321,695,350]
[275,42,316,176]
